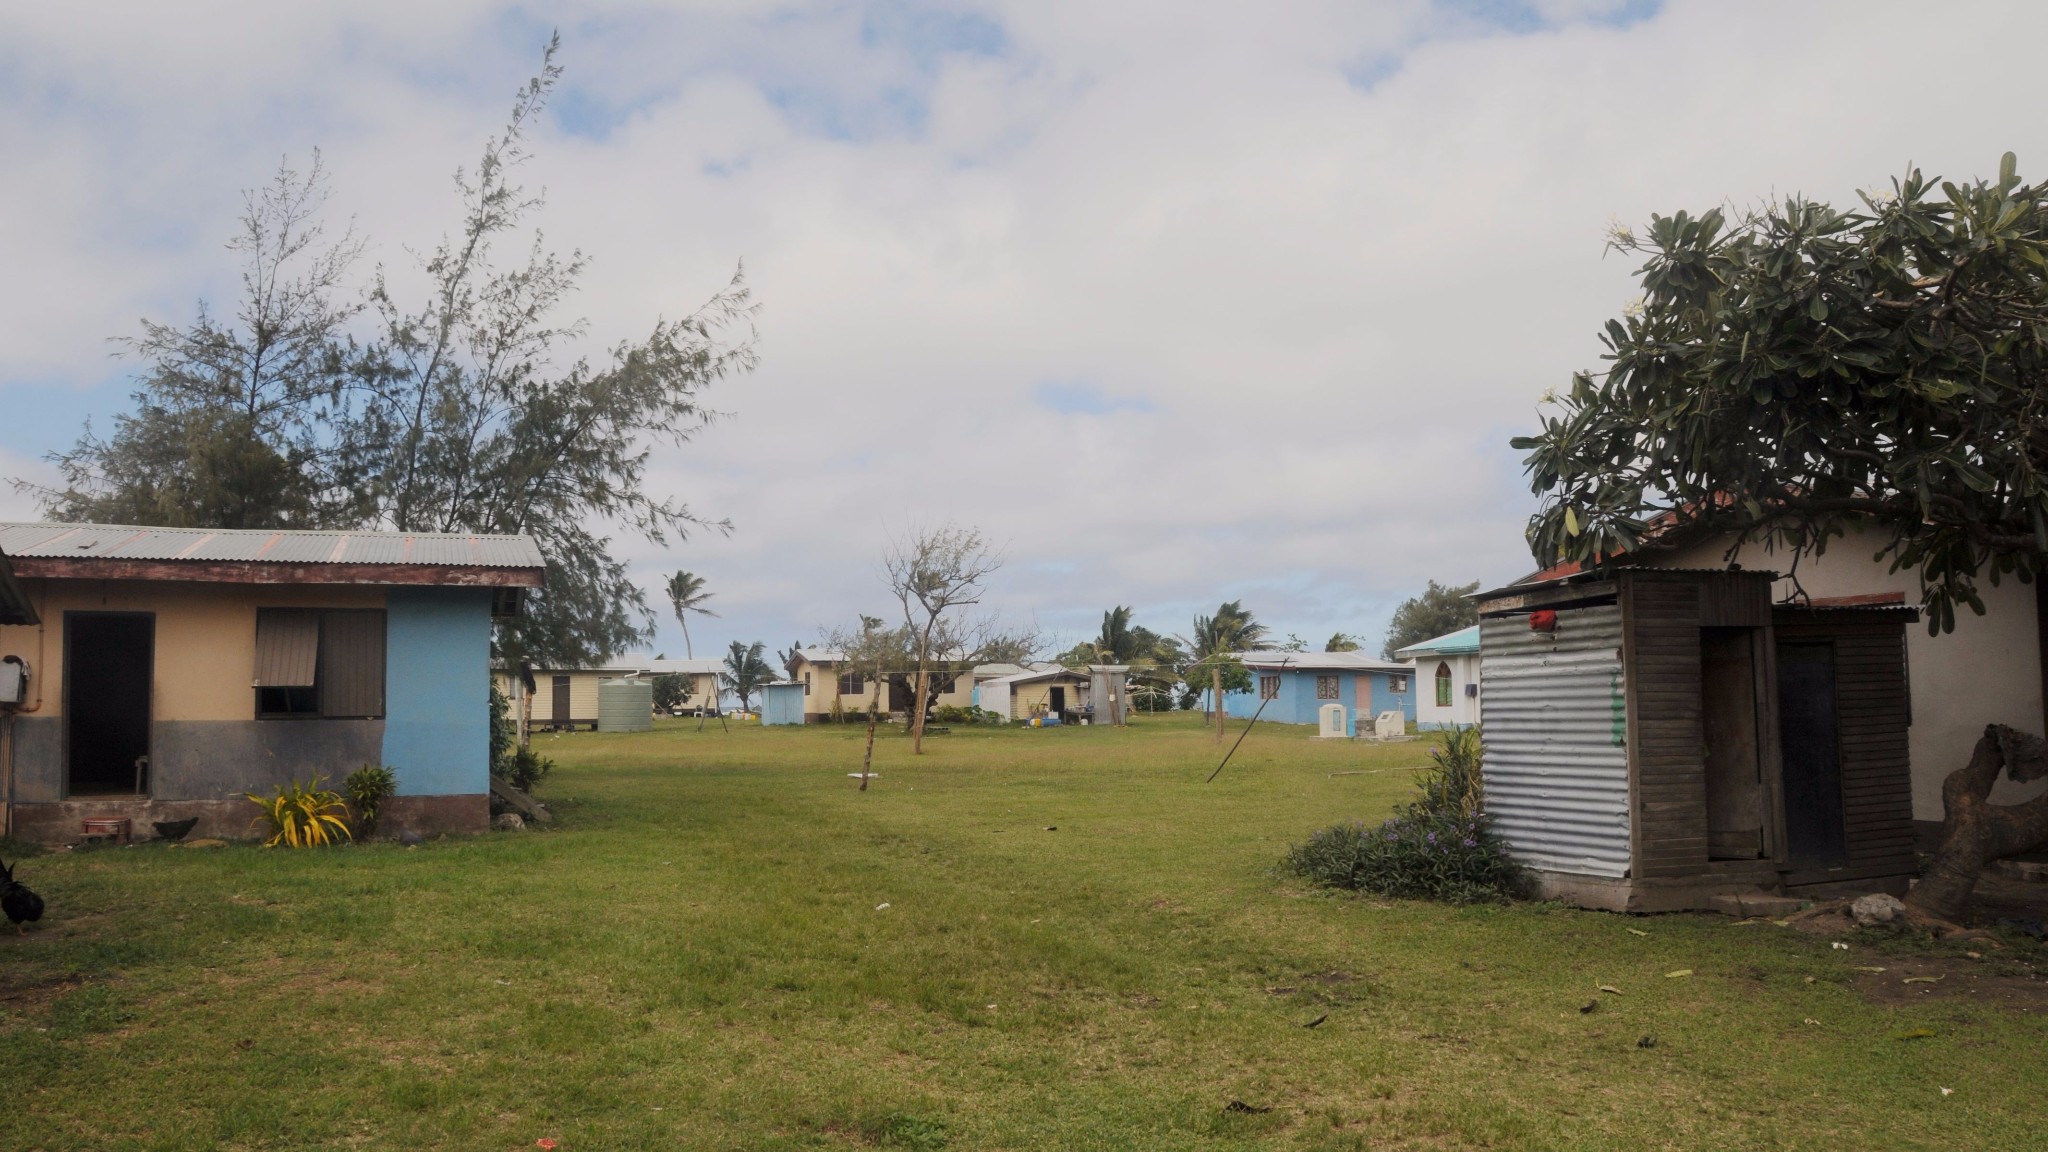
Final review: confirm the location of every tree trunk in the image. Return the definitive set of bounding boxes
[1213,665,1224,744]
[1907,723,2048,922]
[861,688,879,791]
[911,658,928,755]
[517,683,531,751]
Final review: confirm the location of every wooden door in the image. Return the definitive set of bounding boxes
[551,675,571,724]
[1701,628,1765,859]
[1777,641,1847,867]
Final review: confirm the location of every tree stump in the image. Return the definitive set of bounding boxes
[1907,724,2048,922]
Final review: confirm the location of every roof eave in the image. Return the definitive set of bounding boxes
[8,556,545,588]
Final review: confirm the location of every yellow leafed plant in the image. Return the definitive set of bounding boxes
[246,779,354,848]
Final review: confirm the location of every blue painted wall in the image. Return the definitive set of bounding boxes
[761,683,804,726]
[381,586,493,796]
[1215,669,1415,733]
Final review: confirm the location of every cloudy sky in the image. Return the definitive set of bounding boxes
[3,1,2043,660]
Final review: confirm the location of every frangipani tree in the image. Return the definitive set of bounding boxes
[1514,153,2048,920]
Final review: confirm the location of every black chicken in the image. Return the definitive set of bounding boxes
[1,859,43,935]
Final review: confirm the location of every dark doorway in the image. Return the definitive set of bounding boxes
[1701,628,1765,859]
[1049,686,1067,715]
[65,613,154,797]
[888,677,913,714]
[551,675,571,726]
[1778,640,1847,868]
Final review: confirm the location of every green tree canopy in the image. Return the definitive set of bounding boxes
[1515,154,2048,633]
[1382,581,1479,659]
[720,640,774,714]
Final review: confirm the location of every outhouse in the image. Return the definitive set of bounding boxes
[1474,568,1916,912]
[760,681,805,726]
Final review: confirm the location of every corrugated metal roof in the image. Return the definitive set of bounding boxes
[1479,605,1632,879]
[0,522,544,570]
[1234,651,1415,674]
[1395,625,1479,658]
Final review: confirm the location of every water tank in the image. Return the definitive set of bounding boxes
[597,678,654,732]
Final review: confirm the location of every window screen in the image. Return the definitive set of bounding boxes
[1315,675,1339,700]
[838,673,865,695]
[1259,675,1280,700]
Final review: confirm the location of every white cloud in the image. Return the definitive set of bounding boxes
[3,0,2044,655]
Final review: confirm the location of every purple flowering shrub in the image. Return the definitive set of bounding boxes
[1283,727,1526,904]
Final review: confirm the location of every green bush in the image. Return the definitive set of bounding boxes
[933,705,967,724]
[1283,727,1525,904]
[504,746,554,793]
[344,764,399,837]
[489,685,515,767]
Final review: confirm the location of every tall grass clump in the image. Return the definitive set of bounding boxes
[1284,726,1525,904]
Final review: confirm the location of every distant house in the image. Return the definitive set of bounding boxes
[0,521,544,843]
[784,648,987,722]
[1213,652,1416,735]
[499,655,721,728]
[1395,625,1480,729]
[502,662,640,730]
[976,665,1091,722]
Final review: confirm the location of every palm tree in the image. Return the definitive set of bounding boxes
[721,640,773,715]
[1096,605,1137,664]
[665,571,717,659]
[1186,600,1271,741]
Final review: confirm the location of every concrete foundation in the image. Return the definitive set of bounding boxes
[9,792,488,845]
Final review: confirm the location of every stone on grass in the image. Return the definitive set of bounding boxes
[1851,893,1907,927]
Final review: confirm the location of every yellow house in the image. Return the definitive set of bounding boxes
[0,522,544,844]
[785,648,982,722]
[495,655,721,729]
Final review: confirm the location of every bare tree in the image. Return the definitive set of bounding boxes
[884,525,1002,754]
[825,615,898,790]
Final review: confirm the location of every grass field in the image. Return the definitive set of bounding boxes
[2,712,2043,1150]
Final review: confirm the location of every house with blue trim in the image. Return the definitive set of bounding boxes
[0,522,544,844]
[1395,624,1480,730]
[1212,652,1417,735]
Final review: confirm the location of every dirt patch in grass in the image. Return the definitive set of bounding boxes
[1848,954,2048,1011]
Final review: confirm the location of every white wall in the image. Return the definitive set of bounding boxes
[1415,651,1481,729]
[1654,528,2046,820]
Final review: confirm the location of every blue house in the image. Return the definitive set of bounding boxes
[0,521,545,844]
[1211,652,1417,735]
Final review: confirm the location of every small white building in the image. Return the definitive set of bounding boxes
[1396,625,1480,730]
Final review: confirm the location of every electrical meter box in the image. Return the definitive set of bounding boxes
[0,660,23,706]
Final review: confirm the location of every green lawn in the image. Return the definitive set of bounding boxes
[2,713,2042,1150]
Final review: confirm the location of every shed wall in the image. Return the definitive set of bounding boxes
[1480,604,1632,878]
[1775,612,1916,885]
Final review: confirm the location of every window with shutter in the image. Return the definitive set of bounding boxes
[253,608,387,719]
[318,610,387,718]
[254,609,320,716]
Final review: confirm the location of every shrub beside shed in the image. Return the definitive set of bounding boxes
[1475,568,1917,912]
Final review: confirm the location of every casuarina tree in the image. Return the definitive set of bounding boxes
[1514,153,2048,919]
[30,35,757,671]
